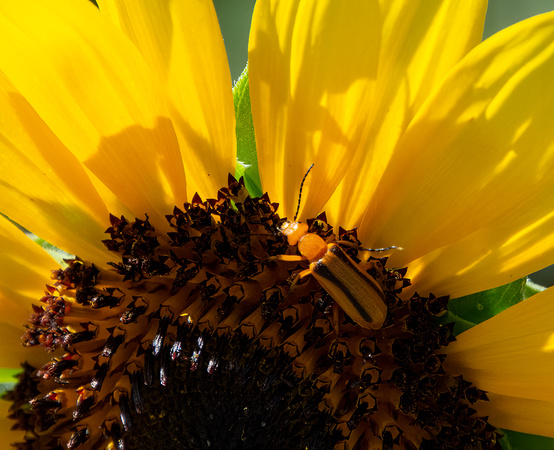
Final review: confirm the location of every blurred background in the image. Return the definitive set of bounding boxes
[212,0,554,287]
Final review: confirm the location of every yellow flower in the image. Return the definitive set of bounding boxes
[1,0,554,448]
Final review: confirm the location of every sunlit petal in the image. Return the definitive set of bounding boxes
[445,286,554,436]
[0,217,53,313]
[250,0,381,219]
[98,0,235,198]
[358,12,554,297]
[0,75,114,262]
[404,209,554,298]
[250,0,486,221]
[325,0,487,228]
[0,0,187,226]
[0,218,59,368]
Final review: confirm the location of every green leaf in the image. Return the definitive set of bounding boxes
[0,383,16,397]
[0,368,20,397]
[438,277,527,335]
[233,64,262,197]
[0,368,20,384]
[500,429,554,449]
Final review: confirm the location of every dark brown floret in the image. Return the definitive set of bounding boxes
[8,177,501,449]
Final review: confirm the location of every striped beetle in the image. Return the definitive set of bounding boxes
[274,165,400,330]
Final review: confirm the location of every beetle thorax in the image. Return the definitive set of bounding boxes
[297,233,327,262]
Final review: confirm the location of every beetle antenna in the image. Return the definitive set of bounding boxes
[294,163,314,221]
[364,245,403,252]
[336,240,404,253]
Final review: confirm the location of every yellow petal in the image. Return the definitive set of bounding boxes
[0,217,54,317]
[0,75,113,262]
[325,0,487,228]
[250,0,486,221]
[358,12,554,296]
[98,0,236,198]
[476,393,554,438]
[403,210,554,298]
[250,0,381,219]
[0,218,58,368]
[0,0,187,226]
[0,325,50,369]
[445,287,554,436]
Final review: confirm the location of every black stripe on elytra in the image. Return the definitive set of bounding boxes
[312,246,375,324]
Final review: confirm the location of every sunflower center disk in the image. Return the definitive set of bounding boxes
[11,177,502,449]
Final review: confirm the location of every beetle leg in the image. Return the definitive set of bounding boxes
[289,268,312,290]
[297,268,312,279]
[270,254,306,262]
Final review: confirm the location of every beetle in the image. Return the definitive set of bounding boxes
[274,165,400,330]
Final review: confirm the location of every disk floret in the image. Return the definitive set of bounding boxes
[9,177,501,449]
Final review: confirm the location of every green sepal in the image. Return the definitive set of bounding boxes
[437,277,527,335]
[29,235,74,267]
[233,64,262,198]
[500,429,554,450]
[1,213,73,266]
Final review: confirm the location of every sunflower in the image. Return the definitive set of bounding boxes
[1,0,554,448]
